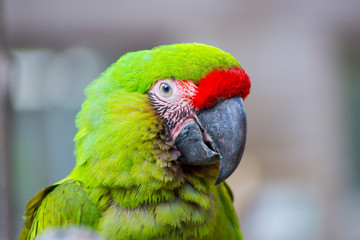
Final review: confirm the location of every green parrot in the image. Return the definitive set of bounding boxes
[19,43,251,240]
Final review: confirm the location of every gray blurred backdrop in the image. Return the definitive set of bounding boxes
[1,1,360,240]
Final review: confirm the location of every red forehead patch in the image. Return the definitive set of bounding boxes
[192,67,251,110]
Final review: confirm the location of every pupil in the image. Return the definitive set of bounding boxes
[162,84,170,93]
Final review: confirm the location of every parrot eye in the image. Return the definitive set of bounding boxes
[159,82,173,96]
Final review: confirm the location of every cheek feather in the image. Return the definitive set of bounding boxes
[148,90,195,139]
[176,80,198,102]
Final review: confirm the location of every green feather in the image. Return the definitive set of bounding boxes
[19,43,242,240]
[19,181,101,240]
[108,43,241,93]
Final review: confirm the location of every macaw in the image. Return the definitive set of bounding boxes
[19,43,251,240]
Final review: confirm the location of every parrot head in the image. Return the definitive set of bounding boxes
[147,66,249,184]
[73,43,250,188]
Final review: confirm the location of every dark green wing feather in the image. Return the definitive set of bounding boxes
[19,184,58,240]
[19,180,101,240]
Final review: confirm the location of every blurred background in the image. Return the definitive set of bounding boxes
[0,0,360,239]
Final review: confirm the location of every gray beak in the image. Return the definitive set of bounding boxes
[174,97,247,185]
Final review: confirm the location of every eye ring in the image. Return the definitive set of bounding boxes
[159,82,173,96]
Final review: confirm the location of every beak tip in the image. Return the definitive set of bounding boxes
[213,158,241,185]
[214,178,224,185]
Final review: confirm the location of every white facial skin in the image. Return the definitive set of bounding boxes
[148,79,197,143]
